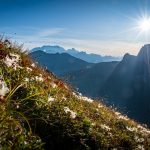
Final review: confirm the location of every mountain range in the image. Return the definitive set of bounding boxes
[30,50,93,76]
[30,44,150,126]
[31,45,121,63]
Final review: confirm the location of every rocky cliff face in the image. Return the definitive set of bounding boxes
[100,45,150,126]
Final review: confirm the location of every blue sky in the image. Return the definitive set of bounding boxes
[0,0,150,56]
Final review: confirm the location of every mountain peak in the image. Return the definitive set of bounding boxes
[138,44,150,62]
[138,44,150,55]
[67,48,78,54]
[123,53,130,58]
[142,44,150,47]
[122,53,136,63]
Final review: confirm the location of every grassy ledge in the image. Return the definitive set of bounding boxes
[0,38,150,150]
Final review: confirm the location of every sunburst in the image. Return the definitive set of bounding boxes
[137,16,150,32]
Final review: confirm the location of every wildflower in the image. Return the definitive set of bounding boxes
[118,115,128,120]
[24,141,28,145]
[82,96,93,103]
[10,53,20,60]
[126,126,137,132]
[136,145,145,150]
[31,63,35,67]
[91,123,95,126]
[78,92,82,96]
[0,78,9,97]
[24,78,29,82]
[3,53,20,70]
[137,125,150,134]
[115,111,129,121]
[115,112,121,116]
[48,95,55,102]
[101,124,111,131]
[98,104,103,108]
[26,67,32,72]
[35,76,44,82]
[74,92,94,103]
[64,107,77,119]
[51,82,57,88]
[134,136,144,142]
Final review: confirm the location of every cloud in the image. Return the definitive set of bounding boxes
[1,26,144,56]
[45,38,143,56]
[37,28,64,37]
[15,36,143,56]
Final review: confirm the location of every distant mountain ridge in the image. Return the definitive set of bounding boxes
[31,45,121,63]
[30,50,93,76]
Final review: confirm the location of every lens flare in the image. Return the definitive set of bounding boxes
[138,17,150,32]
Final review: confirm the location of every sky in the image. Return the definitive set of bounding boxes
[0,0,150,56]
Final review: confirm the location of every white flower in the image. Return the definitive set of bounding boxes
[98,104,103,108]
[10,53,20,60]
[78,92,82,96]
[35,76,44,82]
[82,96,93,103]
[72,92,76,96]
[137,145,145,150]
[26,67,32,72]
[115,112,121,116]
[24,141,28,145]
[134,136,144,143]
[101,124,111,131]
[137,125,150,135]
[24,78,29,82]
[115,111,129,121]
[48,95,55,102]
[73,92,94,103]
[18,66,23,69]
[118,115,128,120]
[91,123,95,126]
[51,82,57,88]
[0,78,10,96]
[3,53,20,70]
[31,63,35,67]
[64,107,77,119]
[126,126,137,132]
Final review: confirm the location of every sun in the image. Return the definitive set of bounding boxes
[120,12,150,42]
[137,16,150,32]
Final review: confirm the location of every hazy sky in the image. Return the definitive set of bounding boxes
[0,0,150,56]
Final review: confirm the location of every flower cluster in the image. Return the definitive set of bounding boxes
[64,107,77,119]
[3,53,21,70]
